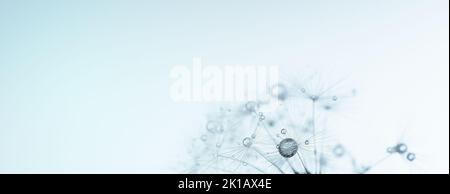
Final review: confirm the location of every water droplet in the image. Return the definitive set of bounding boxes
[271,84,288,101]
[395,143,408,154]
[406,153,416,161]
[278,138,299,158]
[242,137,253,147]
[206,121,223,133]
[245,101,258,113]
[387,147,395,154]
[333,144,345,157]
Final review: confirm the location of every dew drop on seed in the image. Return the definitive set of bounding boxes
[242,137,253,147]
[395,143,408,154]
[278,138,299,158]
[406,153,416,161]
[333,144,346,158]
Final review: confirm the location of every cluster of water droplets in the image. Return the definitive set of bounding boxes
[185,81,417,174]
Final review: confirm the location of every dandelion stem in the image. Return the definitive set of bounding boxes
[312,100,319,174]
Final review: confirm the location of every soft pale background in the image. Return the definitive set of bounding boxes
[0,0,448,173]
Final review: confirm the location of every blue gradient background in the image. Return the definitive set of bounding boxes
[0,0,448,173]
